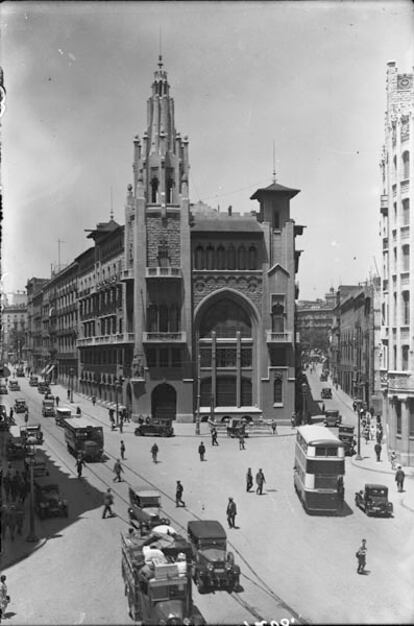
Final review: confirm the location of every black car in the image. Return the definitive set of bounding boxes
[134,417,174,437]
[35,478,68,518]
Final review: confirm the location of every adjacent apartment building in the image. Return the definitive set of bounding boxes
[25,56,305,424]
[379,61,414,465]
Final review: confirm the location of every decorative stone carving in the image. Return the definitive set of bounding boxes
[193,271,263,310]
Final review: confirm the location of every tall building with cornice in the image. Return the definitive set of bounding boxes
[379,61,414,465]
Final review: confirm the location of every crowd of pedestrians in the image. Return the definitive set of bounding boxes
[1,465,29,543]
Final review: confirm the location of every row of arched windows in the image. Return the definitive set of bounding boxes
[393,151,410,180]
[194,245,258,270]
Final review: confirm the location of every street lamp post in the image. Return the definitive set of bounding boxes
[195,352,201,436]
[115,376,124,427]
[26,437,38,543]
[355,409,362,460]
[69,367,74,403]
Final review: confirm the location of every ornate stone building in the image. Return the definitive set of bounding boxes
[379,61,414,465]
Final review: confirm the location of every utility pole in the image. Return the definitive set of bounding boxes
[196,334,201,436]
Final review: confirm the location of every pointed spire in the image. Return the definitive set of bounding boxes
[158,54,163,69]
[272,140,277,183]
[110,186,114,220]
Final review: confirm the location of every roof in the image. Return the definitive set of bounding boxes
[131,489,161,498]
[187,520,226,539]
[192,214,263,234]
[250,182,300,200]
[63,417,102,429]
[365,483,388,490]
[297,425,342,444]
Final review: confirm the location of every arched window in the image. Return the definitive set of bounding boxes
[271,303,285,333]
[402,151,410,179]
[273,378,283,403]
[227,245,236,270]
[206,246,215,270]
[199,298,252,338]
[238,246,246,270]
[151,177,159,203]
[166,178,174,204]
[195,246,205,269]
[217,245,226,270]
[248,246,257,270]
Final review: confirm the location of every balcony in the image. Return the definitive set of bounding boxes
[142,331,187,343]
[266,330,294,344]
[121,268,134,282]
[382,237,388,251]
[145,267,182,279]
[380,195,388,216]
[77,332,135,347]
[388,371,413,394]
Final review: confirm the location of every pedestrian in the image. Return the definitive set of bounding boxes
[75,455,85,479]
[151,443,159,463]
[124,408,131,423]
[374,441,382,462]
[0,575,9,620]
[120,440,126,460]
[211,427,219,446]
[113,459,124,482]
[271,420,277,435]
[67,389,70,400]
[55,395,60,407]
[238,432,245,450]
[322,402,326,413]
[91,395,96,406]
[395,466,405,492]
[255,468,266,495]
[390,450,397,470]
[24,409,29,425]
[76,406,81,417]
[226,497,237,529]
[363,427,370,445]
[352,401,357,412]
[109,415,115,431]
[9,407,13,421]
[119,416,123,434]
[376,427,383,444]
[246,468,253,492]
[198,441,206,461]
[102,488,114,519]
[291,412,296,429]
[175,480,185,507]
[356,539,367,574]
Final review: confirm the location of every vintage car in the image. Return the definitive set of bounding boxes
[9,379,20,391]
[321,387,332,400]
[127,488,170,535]
[38,382,50,395]
[187,520,240,593]
[14,398,28,413]
[29,375,39,387]
[338,425,356,456]
[225,416,250,438]
[35,478,68,518]
[15,366,25,377]
[355,483,393,517]
[0,383,8,395]
[324,409,342,427]
[42,398,56,417]
[134,417,174,437]
[20,424,44,445]
[320,371,329,382]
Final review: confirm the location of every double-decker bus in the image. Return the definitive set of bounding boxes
[294,425,345,514]
[63,417,103,461]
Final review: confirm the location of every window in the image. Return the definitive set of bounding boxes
[241,347,252,367]
[402,245,410,272]
[200,378,212,406]
[402,291,410,325]
[273,378,283,403]
[216,348,237,368]
[238,246,246,270]
[248,246,257,270]
[159,305,169,332]
[270,347,286,366]
[271,303,285,332]
[241,378,252,406]
[151,177,159,203]
[195,246,205,269]
[206,246,215,270]
[227,245,236,270]
[217,246,226,270]
[200,347,212,367]
[272,211,280,230]
[199,298,252,338]
[409,401,414,437]
[402,199,410,225]
[402,151,410,179]
[402,345,409,371]
[216,376,237,406]
[393,345,397,370]
[396,400,402,435]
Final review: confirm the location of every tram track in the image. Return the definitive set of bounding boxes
[19,388,305,624]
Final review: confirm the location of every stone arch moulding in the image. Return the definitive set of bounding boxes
[193,287,260,329]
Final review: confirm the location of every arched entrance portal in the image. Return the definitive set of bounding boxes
[152,383,177,420]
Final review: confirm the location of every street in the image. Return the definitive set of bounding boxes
[1,370,414,624]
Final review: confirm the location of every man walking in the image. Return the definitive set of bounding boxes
[356,539,367,574]
[113,459,124,482]
[76,454,85,479]
[246,468,253,492]
[238,432,245,450]
[211,427,219,446]
[256,468,266,495]
[102,488,114,519]
[198,441,206,461]
[55,395,60,407]
[226,497,237,529]
[271,420,277,435]
[91,395,96,406]
[395,465,405,492]
[151,443,159,463]
[374,441,382,462]
[24,409,29,426]
[175,481,185,507]
[120,440,126,460]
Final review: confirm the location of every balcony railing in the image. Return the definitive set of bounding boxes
[145,267,182,279]
[388,371,413,393]
[142,331,187,343]
[121,268,134,281]
[266,330,293,343]
[380,194,388,215]
[77,332,135,347]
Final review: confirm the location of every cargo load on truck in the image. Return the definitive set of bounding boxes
[42,398,56,417]
[63,417,103,461]
[121,528,205,625]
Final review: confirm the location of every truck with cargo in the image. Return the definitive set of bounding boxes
[42,398,56,417]
[63,417,103,461]
[121,528,205,624]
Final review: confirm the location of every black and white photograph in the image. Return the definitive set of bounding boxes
[0,1,413,624]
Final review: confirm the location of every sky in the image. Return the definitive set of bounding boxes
[1,0,413,301]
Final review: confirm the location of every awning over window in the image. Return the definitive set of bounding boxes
[46,364,56,375]
[41,366,48,375]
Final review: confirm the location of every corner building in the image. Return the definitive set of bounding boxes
[380,61,414,465]
[122,57,304,423]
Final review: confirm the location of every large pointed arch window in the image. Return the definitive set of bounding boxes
[151,177,159,203]
[271,302,285,333]
[195,246,205,269]
[273,377,283,403]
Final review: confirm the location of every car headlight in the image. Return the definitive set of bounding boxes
[183,619,191,626]
[207,563,214,571]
